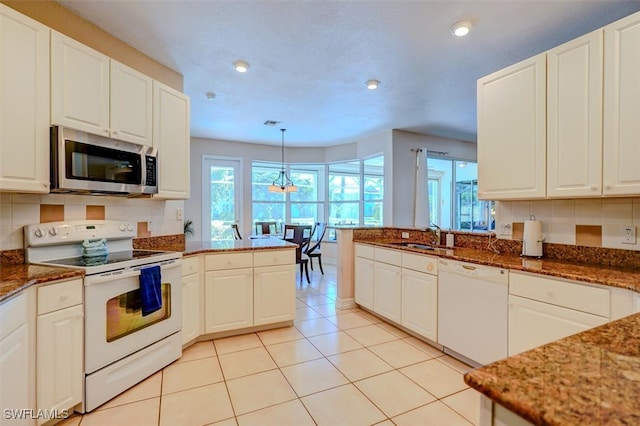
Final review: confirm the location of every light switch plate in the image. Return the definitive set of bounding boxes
[621,225,636,244]
[176,208,183,221]
[499,222,513,236]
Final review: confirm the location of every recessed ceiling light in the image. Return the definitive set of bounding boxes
[205,91,216,100]
[233,60,250,73]
[365,79,380,90]
[451,20,473,37]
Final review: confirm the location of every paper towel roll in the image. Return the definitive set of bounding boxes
[522,218,543,257]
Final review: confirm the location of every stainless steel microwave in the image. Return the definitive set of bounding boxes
[50,126,158,196]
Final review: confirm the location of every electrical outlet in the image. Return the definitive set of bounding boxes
[147,220,153,232]
[176,208,183,221]
[401,232,410,239]
[621,225,636,244]
[499,222,513,236]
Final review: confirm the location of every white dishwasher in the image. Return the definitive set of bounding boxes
[437,258,509,366]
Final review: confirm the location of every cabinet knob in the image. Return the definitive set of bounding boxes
[590,186,598,191]
[604,185,612,190]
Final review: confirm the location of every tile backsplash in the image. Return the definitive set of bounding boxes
[496,198,640,250]
[0,193,184,250]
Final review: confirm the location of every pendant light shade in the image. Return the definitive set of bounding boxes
[268,129,297,193]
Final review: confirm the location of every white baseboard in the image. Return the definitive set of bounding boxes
[335,297,356,310]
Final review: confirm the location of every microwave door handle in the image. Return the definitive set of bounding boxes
[85,270,141,285]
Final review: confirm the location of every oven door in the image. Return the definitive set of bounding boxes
[84,259,181,374]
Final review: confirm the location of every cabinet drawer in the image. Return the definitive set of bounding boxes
[205,252,253,270]
[402,252,438,275]
[254,249,295,267]
[182,255,200,275]
[510,272,610,317]
[355,244,375,259]
[0,292,28,340]
[38,279,83,315]
[374,247,402,266]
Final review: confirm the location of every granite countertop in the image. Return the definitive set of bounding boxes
[355,239,640,293]
[464,312,640,425]
[183,238,297,256]
[0,264,84,303]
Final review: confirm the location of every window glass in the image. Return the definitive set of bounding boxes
[427,158,494,231]
[252,164,286,202]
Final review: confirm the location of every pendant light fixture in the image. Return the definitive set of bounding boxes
[268,129,297,193]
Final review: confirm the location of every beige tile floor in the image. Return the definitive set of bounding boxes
[60,264,480,426]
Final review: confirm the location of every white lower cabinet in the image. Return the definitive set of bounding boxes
[201,249,296,336]
[0,292,33,426]
[401,255,438,342]
[36,279,83,423]
[254,264,296,325]
[373,259,402,324]
[508,272,616,356]
[204,268,253,333]
[508,295,608,355]
[181,256,202,344]
[354,244,374,310]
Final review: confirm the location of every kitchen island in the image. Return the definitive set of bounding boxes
[464,312,640,425]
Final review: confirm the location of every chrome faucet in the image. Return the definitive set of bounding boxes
[430,223,441,246]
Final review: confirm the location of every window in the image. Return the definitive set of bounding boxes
[328,161,361,227]
[363,156,384,227]
[289,165,325,226]
[202,157,242,241]
[252,163,285,229]
[427,158,494,231]
[251,162,324,230]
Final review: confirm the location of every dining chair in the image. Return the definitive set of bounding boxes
[255,221,278,235]
[304,222,327,274]
[231,224,242,240]
[283,224,312,284]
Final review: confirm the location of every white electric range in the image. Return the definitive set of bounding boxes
[24,220,182,412]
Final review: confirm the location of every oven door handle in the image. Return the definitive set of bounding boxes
[85,269,141,285]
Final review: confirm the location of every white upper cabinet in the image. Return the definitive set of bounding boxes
[153,81,190,199]
[51,31,110,136]
[603,12,640,196]
[477,53,547,200]
[547,30,603,198]
[0,4,50,193]
[110,60,153,145]
[51,32,154,145]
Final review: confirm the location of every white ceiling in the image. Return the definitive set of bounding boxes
[57,0,640,148]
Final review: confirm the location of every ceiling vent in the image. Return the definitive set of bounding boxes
[263,120,281,126]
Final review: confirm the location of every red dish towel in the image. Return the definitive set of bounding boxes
[140,265,162,316]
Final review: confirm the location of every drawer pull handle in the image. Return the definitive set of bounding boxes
[462,265,476,271]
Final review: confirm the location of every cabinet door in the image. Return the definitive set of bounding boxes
[204,268,253,333]
[354,257,374,310]
[401,269,437,341]
[254,264,295,325]
[0,324,30,426]
[181,272,201,344]
[373,262,402,323]
[477,53,546,200]
[508,295,608,356]
[603,12,640,196]
[0,4,50,193]
[547,30,603,197]
[110,60,153,145]
[36,304,83,418]
[51,31,110,136]
[153,81,190,199]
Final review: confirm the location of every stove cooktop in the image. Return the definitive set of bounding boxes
[44,250,171,268]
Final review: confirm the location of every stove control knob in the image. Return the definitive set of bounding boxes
[127,224,134,232]
[34,228,44,238]
[49,228,58,236]
[119,224,126,232]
